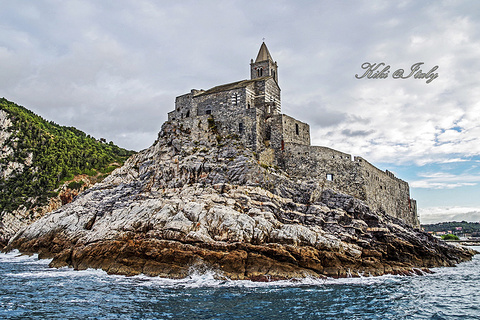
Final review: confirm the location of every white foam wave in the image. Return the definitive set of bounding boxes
[0,249,51,264]
[126,268,412,289]
[4,247,478,288]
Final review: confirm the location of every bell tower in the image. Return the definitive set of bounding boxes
[250,42,278,83]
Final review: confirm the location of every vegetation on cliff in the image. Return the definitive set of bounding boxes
[0,98,135,215]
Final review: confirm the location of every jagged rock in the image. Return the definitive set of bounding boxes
[5,121,476,280]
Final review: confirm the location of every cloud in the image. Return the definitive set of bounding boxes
[411,169,480,189]
[341,129,375,137]
[1,0,479,160]
[411,181,476,189]
[419,206,480,224]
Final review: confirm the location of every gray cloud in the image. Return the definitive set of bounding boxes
[1,0,480,163]
[341,129,375,137]
[419,206,480,224]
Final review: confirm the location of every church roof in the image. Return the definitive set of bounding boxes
[255,42,273,62]
[194,77,271,96]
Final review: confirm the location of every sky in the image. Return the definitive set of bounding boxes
[1,0,480,224]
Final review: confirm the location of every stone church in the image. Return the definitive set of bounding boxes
[168,43,419,227]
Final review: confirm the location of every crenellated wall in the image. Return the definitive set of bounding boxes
[277,143,419,226]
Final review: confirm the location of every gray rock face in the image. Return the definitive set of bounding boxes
[6,119,476,280]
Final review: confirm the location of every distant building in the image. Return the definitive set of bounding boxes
[168,43,419,227]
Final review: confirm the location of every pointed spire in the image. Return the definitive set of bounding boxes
[255,42,273,63]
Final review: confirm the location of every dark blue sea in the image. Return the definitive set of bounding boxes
[1,247,479,320]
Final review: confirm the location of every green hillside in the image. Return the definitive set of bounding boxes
[0,98,135,215]
[422,221,480,234]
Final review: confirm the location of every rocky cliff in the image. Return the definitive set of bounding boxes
[6,117,476,280]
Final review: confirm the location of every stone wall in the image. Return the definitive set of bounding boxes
[267,115,310,149]
[279,143,365,200]
[251,60,279,83]
[280,115,310,145]
[278,143,419,227]
[169,92,193,121]
[357,158,419,226]
[263,78,281,113]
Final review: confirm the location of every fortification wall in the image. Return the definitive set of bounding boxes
[280,115,310,145]
[357,158,419,226]
[279,143,365,200]
[279,144,419,227]
[267,115,310,150]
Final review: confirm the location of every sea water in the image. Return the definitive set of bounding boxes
[1,248,479,320]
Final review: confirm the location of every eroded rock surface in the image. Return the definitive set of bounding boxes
[6,120,475,279]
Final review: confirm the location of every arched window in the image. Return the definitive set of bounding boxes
[295,123,299,135]
[257,68,263,77]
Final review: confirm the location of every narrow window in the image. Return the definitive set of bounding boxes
[326,174,333,181]
[239,122,244,134]
[295,123,299,135]
[186,110,190,118]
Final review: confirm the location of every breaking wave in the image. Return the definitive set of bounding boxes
[1,248,480,319]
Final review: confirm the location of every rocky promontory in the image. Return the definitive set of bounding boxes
[6,118,476,280]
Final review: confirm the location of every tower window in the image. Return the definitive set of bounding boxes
[295,123,299,135]
[239,122,244,134]
[257,68,263,77]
